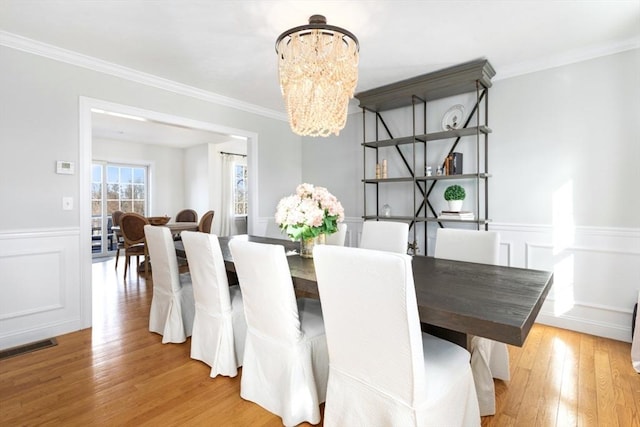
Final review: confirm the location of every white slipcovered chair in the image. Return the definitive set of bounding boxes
[180,231,246,378]
[632,291,640,373]
[228,239,329,426]
[144,225,195,344]
[359,220,408,254]
[325,223,347,246]
[313,245,480,426]
[434,228,511,416]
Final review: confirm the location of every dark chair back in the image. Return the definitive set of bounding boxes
[120,213,149,246]
[112,210,124,226]
[198,210,215,233]
[176,209,198,223]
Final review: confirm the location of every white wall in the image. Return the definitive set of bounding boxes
[0,44,300,349]
[184,143,211,218]
[302,49,640,342]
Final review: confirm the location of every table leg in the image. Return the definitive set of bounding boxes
[421,323,471,350]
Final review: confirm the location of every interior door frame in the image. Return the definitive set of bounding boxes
[79,97,259,328]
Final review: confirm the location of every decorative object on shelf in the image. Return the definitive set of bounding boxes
[382,204,392,217]
[375,160,388,178]
[426,166,433,176]
[147,216,171,225]
[442,104,465,130]
[450,152,463,175]
[275,183,345,258]
[438,210,475,220]
[444,184,466,212]
[275,14,359,137]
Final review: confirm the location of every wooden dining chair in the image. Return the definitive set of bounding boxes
[111,210,125,269]
[359,220,409,254]
[181,231,246,377]
[229,239,329,426]
[434,228,510,416]
[119,212,149,280]
[198,210,215,234]
[176,209,198,223]
[313,245,480,426]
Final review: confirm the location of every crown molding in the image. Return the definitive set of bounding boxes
[494,36,640,81]
[0,31,288,122]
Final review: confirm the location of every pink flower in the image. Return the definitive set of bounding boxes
[275,183,344,240]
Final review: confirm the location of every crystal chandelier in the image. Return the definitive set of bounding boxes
[276,15,359,137]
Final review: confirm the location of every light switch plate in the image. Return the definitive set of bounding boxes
[62,197,73,210]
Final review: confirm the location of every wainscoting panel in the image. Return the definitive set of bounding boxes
[0,228,82,350]
[492,223,640,343]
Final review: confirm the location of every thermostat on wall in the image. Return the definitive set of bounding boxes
[56,161,75,175]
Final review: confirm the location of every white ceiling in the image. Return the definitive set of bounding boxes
[2,1,639,145]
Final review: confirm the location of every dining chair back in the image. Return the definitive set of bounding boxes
[325,223,347,246]
[119,212,149,280]
[176,209,198,223]
[359,220,408,253]
[144,225,195,343]
[313,245,480,426]
[434,228,510,416]
[181,231,246,377]
[111,210,125,269]
[198,210,215,234]
[228,239,329,426]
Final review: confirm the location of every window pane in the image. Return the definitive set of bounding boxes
[133,168,145,184]
[107,200,120,214]
[92,164,102,182]
[91,183,102,200]
[121,201,132,212]
[133,184,145,200]
[107,183,120,200]
[120,184,133,199]
[233,164,248,216]
[92,201,102,216]
[106,166,119,183]
[133,201,145,215]
[121,168,133,184]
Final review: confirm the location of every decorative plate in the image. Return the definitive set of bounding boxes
[442,104,465,130]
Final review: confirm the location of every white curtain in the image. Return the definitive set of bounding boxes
[219,154,234,236]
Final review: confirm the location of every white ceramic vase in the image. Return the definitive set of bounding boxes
[447,200,463,212]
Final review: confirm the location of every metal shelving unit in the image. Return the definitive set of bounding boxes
[356,59,495,255]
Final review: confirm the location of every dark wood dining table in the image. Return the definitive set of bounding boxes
[112,222,199,234]
[176,234,554,350]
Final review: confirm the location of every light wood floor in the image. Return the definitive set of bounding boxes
[1,257,638,426]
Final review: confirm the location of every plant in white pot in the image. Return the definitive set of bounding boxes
[444,184,466,212]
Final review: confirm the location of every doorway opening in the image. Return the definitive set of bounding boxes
[79,97,259,329]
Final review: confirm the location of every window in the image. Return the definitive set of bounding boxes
[233,163,248,216]
[91,162,148,256]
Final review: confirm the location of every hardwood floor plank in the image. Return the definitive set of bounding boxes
[595,348,618,426]
[514,324,555,425]
[578,332,599,427]
[557,328,580,426]
[1,257,638,427]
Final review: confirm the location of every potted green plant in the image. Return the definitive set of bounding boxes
[444,184,466,211]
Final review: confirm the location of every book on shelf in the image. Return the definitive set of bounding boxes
[438,210,475,220]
